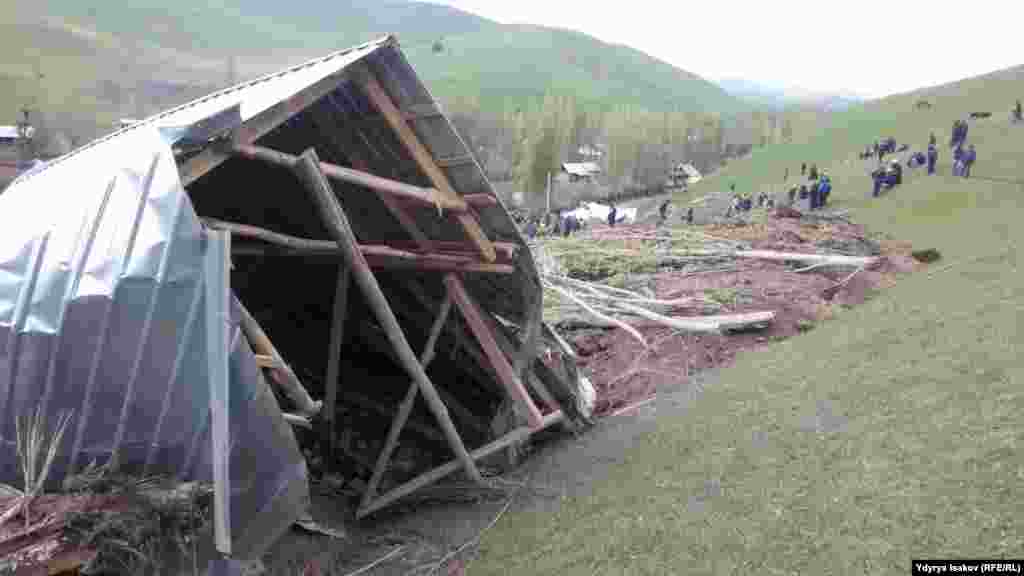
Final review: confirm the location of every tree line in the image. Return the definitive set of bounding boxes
[445,88,796,201]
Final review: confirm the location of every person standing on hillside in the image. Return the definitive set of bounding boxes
[963,144,977,178]
[1014,100,1022,122]
[952,144,964,176]
[801,163,807,176]
[927,143,938,175]
[607,204,618,228]
[809,164,819,181]
[659,199,671,223]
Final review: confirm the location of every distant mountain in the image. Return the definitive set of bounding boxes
[717,77,865,112]
[18,0,747,118]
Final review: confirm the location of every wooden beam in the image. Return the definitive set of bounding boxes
[204,230,232,554]
[387,279,502,394]
[463,194,500,208]
[179,71,347,186]
[354,68,497,262]
[363,255,515,274]
[436,154,476,168]
[231,244,515,273]
[357,410,564,518]
[361,293,453,508]
[308,108,434,251]
[292,148,482,484]
[403,102,444,120]
[444,274,544,428]
[390,239,518,259]
[254,354,278,368]
[322,264,349,471]
[232,143,468,212]
[207,219,514,273]
[237,300,321,418]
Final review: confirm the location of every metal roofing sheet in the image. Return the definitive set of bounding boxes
[0,126,306,561]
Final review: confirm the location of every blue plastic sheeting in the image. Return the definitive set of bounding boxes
[0,126,306,560]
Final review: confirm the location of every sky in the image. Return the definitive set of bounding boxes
[431,0,1023,99]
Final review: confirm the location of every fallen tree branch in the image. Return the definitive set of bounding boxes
[544,283,648,348]
[342,545,406,576]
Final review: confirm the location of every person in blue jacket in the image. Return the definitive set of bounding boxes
[963,144,977,178]
[927,143,938,175]
[818,175,832,207]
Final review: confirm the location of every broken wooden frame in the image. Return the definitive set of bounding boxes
[280,148,556,517]
[185,59,563,516]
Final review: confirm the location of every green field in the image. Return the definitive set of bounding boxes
[469,67,1024,574]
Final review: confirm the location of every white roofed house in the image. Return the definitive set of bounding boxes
[560,161,602,183]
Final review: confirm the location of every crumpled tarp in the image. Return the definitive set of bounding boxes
[0,126,307,561]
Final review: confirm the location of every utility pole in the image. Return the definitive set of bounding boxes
[546,171,552,213]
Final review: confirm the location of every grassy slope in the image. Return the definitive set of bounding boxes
[18,0,744,120]
[470,69,1024,573]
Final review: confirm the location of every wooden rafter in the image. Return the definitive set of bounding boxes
[292,148,483,484]
[309,108,434,251]
[354,66,497,262]
[232,144,468,212]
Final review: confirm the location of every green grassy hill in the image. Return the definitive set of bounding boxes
[470,65,1024,574]
[685,63,1024,200]
[6,0,746,132]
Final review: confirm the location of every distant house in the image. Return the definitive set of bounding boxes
[561,161,602,183]
[667,163,702,187]
[577,144,603,159]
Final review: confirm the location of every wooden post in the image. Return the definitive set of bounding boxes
[292,148,482,484]
[361,293,452,509]
[444,274,544,428]
[204,230,232,555]
[322,264,349,471]
[236,300,321,417]
[355,68,497,262]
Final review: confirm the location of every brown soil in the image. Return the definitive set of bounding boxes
[566,215,921,417]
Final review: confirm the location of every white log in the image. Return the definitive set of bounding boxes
[544,282,648,348]
[611,302,775,333]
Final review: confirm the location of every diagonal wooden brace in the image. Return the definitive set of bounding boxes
[361,293,453,508]
[444,274,544,428]
[292,149,482,485]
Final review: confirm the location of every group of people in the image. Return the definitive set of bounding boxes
[522,201,625,239]
[727,184,776,216]
[949,119,978,177]
[952,143,977,178]
[871,161,902,197]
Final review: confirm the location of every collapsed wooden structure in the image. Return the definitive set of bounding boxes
[176,37,587,518]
